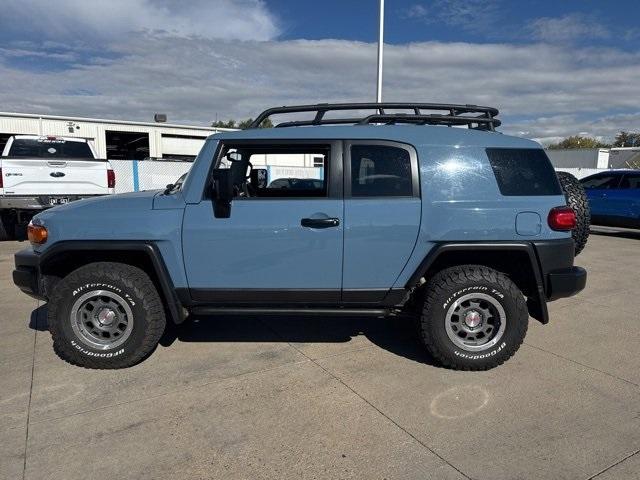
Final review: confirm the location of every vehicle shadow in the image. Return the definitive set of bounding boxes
[163,313,440,367]
[30,305,440,367]
[589,227,640,240]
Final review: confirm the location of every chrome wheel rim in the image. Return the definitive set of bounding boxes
[444,293,506,352]
[70,290,134,350]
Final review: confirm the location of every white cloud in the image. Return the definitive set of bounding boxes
[402,5,428,19]
[0,0,279,42]
[401,1,500,33]
[0,9,639,143]
[528,13,609,43]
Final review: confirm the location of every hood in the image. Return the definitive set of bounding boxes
[32,190,163,250]
[34,190,161,223]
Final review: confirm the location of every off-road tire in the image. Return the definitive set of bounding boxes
[557,171,590,256]
[419,265,528,370]
[48,262,166,369]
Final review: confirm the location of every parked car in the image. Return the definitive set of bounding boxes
[0,135,115,240]
[13,102,587,370]
[580,169,640,229]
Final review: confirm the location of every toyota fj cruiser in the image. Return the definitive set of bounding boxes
[13,103,587,370]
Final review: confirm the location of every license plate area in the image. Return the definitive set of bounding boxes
[49,197,69,206]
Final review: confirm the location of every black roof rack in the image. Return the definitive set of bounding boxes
[248,102,500,131]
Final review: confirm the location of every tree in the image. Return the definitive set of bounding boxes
[547,135,611,149]
[211,119,237,128]
[613,131,640,147]
[211,118,273,129]
[238,118,274,129]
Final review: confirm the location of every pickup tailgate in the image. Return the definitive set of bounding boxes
[1,158,109,195]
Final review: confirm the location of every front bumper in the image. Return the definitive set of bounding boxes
[0,195,101,210]
[13,247,45,300]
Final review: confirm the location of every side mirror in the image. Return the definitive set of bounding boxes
[211,168,233,218]
[250,168,268,189]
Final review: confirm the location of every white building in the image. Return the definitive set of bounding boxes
[0,111,233,161]
[0,111,322,193]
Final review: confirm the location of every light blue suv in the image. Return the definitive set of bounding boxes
[13,103,587,370]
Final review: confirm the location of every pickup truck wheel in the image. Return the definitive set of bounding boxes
[557,171,590,256]
[419,265,528,370]
[48,262,166,369]
[0,213,16,241]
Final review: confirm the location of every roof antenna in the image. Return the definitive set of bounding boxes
[376,0,384,103]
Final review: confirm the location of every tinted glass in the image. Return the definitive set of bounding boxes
[486,148,562,196]
[350,145,412,197]
[620,174,640,189]
[8,139,93,159]
[580,174,621,190]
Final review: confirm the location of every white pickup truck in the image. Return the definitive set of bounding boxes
[0,135,115,240]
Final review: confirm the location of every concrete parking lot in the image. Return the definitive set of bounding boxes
[1,230,639,480]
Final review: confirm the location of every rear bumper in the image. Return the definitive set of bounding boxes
[0,195,102,210]
[13,247,45,300]
[547,266,587,301]
[533,239,587,301]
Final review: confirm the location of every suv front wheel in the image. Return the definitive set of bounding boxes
[418,265,528,370]
[47,262,166,369]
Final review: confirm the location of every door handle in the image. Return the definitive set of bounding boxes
[301,217,340,229]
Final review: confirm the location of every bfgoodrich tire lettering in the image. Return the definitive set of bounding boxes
[48,262,166,369]
[419,265,528,370]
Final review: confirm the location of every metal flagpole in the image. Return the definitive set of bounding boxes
[376,0,384,103]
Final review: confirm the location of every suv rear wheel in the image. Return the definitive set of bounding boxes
[48,262,166,369]
[418,265,528,370]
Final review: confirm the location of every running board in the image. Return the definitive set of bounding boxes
[189,307,391,316]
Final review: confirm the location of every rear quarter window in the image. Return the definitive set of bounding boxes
[486,148,561,196]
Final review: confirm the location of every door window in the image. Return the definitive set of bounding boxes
[349,144,413,197]
[620,173,640,189]
[216,144,329,198]
[580,174,621,190]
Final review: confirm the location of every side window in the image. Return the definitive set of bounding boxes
[486,148,561,196]
[580,174,620,190]
[620,174,640,189]
[216,144,329,198]
[350,145,413,197]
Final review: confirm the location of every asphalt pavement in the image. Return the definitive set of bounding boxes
[1,228,639,480]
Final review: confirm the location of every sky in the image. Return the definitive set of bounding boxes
[0,0,639,144]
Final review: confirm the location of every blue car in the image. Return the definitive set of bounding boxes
[580,170,640,228]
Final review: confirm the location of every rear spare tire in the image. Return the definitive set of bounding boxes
[557,171,590,256]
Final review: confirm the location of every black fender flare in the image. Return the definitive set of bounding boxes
[39,240,185,324]
[405,242,549,324]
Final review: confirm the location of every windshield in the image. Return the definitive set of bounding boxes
[8,138,94,159]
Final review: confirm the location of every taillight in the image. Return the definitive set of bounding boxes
[548,206,576,231]
[107,169,115,188]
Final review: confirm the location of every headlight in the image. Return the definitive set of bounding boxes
[27,223,48,245]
